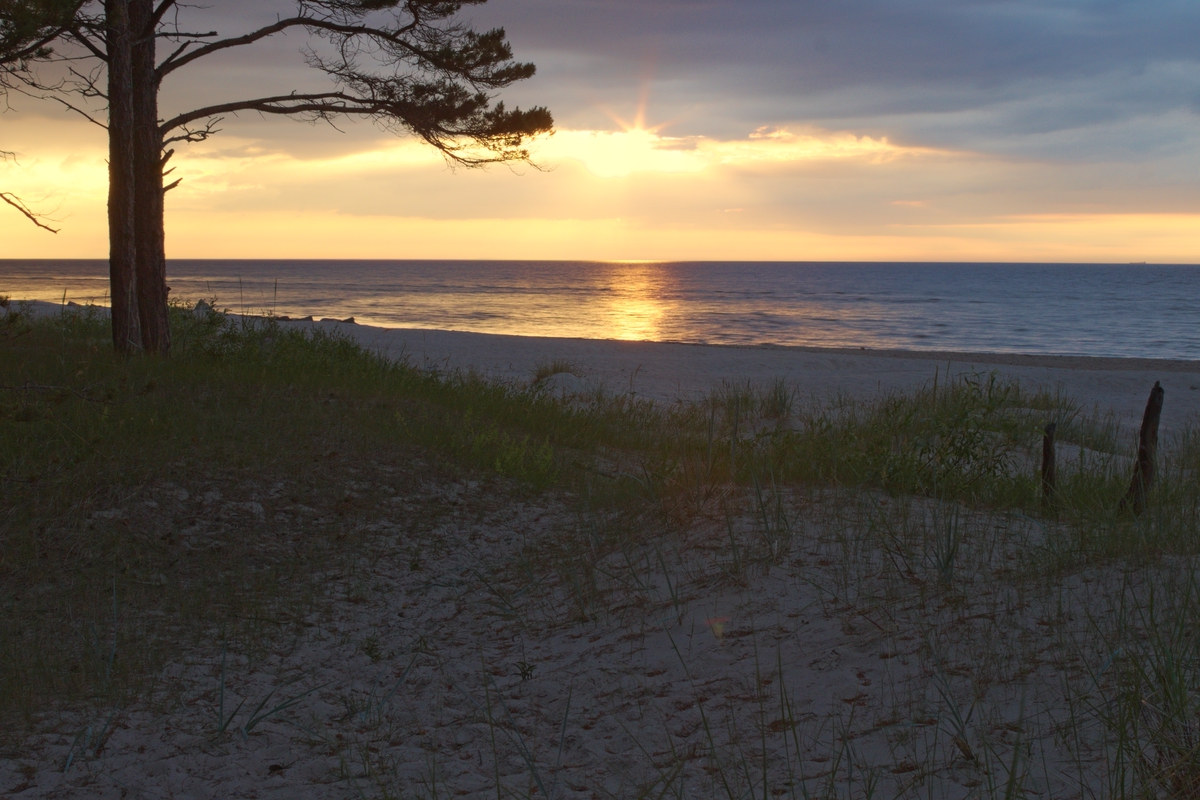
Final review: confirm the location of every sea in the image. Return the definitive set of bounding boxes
[3,260,1199,360]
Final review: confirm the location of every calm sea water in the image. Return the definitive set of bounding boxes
[3,260,1199,359]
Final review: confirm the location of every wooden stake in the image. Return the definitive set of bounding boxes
[1119,381,1165,516]
[1041,422,1057,510]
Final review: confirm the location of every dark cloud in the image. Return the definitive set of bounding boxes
[481,1,1200,93]
[28,1,1200,162]
[469,0,1200,153]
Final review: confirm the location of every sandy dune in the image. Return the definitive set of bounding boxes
[7,299,1198,798]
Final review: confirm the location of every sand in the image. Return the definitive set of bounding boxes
[6,299,1198,798]
[23,299,1200,426]
[316,320,1200,431]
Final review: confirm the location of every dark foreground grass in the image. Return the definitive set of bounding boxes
[4,300,1200,797]
[0,301,604,728]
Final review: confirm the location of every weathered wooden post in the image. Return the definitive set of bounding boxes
[1041,422,1057,510]
[1118,381,1165,516]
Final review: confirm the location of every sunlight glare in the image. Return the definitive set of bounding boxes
[538,126,930,179]
[604,262,671,341]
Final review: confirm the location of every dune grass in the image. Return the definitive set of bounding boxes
[3,299,1199,797]
[0,301,581,725]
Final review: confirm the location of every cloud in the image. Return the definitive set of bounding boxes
[476,0,1200,154]
[531,125,934,178]
[22,0,1197,160]
[5,0,1200,262]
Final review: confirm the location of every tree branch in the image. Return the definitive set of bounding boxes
[1,18,80,64]
[162,117,221,145]
[66,22,108,62]
[157,16,310,77]
[0,192,59,232]
[156,15,447,81]
[155,30,216,40]
[161,92,366,132]
[161,82,551,166]
[5,73,107,129]
[150,0,179,31]
[41,88,107,128]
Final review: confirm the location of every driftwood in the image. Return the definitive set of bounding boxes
[1118,381,1165,516]
[1041,422,1057,510]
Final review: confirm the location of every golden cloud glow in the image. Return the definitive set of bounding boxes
[2,114,1199,263]
[5,198,1200,263]
[534,125,927,179]
[158,124,925,188]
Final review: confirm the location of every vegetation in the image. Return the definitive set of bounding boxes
[0,299,567,712]
[0,0,553,354]
[3,300,1199,797]
[0,0,82,230]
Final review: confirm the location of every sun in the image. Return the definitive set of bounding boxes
[600,82,676,137]
[535,88,706,179]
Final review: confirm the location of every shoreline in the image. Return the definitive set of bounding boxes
[294,318,1200,430]
[15,298,1200,428]
[21,298,1200,371]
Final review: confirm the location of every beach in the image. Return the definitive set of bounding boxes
[30,299,1200,427]
[5,299,1200,798]
[313,317,1200,430]
[6,0,1200,792]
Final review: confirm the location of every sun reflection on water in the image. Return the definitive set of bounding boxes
[602,262,673,341]
[10,261,1195,359]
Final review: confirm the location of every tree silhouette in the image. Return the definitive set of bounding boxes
[2,1,553,353]
[1,0,83,232]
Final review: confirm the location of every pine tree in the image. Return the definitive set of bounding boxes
[1,1,553,353]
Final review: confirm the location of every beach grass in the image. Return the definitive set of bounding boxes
[0,301,576,722]
[3,299,1199,797]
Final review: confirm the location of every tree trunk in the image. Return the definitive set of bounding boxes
[105,0,139,353]
[131,0,169,356]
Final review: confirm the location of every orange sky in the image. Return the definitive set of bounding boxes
[2,109,1199,263]
[6,1,1200,263]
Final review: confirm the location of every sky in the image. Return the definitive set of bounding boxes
[3,0,1200,262]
